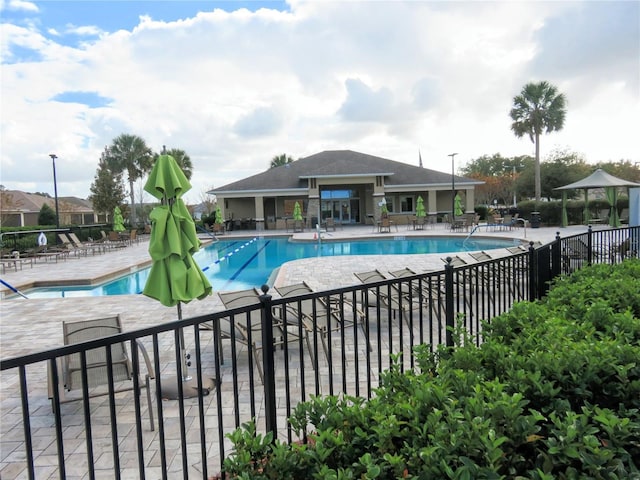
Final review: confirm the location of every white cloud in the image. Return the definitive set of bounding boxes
[1,1,638,204]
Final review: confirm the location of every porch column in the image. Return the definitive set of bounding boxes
[465,189,475,214]
[428,190,437,214]
[254,196,265,231]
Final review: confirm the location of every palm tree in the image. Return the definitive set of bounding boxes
[161,148,194,179]
[270,153,294,169]
[105,134,153,226]
[510,81,567,203]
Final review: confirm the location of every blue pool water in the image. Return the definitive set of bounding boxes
[21,236,519,298]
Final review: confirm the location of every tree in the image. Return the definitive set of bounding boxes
[595,160,640,183]
[510,81,567,203]
[104,134,153,226]
[461,154,534,205]
[89,149,127,216]
[161,148,194,179]
[270,154,294,169]
[38,203,57,226]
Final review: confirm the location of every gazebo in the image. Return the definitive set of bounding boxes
[555,169,640,227]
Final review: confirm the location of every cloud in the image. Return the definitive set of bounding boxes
[338,79,397,122]
[0,1,638,204]
[233,106,284,138]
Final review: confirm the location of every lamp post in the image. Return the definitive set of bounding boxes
[449,153,458,217]
[49,154,60,230]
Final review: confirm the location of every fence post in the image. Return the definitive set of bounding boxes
[587,225,593,265]
[258,284,277,438]
[528,242,537,301]
[444,257,455,348]
[551,232,562,279]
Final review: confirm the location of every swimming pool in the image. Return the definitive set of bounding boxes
[21,236,519,298]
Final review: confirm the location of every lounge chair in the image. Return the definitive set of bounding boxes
[217,288,315,384]
[388,267,445,319]
[619,208,629,224]
[275,282,370,358]
[0,250,33,272]
[67,232,105,254]
[354,269,412,325]
[23,245,68,263]
[47,315,155,431]
[57,233,94,256]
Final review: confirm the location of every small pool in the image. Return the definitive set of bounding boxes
[20,236,519,298]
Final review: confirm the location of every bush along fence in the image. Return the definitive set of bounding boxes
[0,226,638,479]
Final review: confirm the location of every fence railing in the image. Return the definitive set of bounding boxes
[1,226,638,479]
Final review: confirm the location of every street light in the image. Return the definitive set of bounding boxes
[449,153,458,218]
[49,153,60,230]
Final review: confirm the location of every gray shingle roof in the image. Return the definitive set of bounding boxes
[212,150,480,193]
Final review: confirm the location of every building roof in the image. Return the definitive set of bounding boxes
[0,190,94,213]
[211,150,481,194]
[555,168,640,190]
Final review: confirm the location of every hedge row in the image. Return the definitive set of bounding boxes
[223,260,640,479]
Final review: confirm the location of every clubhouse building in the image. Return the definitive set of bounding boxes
[209,150,482,230]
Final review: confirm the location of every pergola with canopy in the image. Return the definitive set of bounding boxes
[555,169,640,228]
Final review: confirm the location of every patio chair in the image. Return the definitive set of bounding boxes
[107,231,128,248]
[275,282,370,359]
[47,315,155,431]
[378,216,391,233]
[217,288,315,383]
[293,219,304,233]
[324,218,337,232]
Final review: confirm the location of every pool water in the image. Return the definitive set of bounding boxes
[22,236,519,298]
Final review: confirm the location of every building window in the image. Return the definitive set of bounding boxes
[399,195,414,213]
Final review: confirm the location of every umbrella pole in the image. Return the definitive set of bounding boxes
[160,302,216,400]
[177,303,192,382]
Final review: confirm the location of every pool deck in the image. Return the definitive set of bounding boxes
[0,223,597,478]
[0,224,589,359]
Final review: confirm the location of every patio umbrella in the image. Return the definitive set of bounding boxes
[416,196,426,218]
[215,205,223,224]
[454,194,464,217]
[113,206,126,232]
[293,201,303,221]
[143,150,213,399]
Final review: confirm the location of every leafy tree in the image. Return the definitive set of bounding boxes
[270,153,294,169]
[510,81,567,203]
[516,149,590,201]
[38,203,57,225]
[155,148,194,179]
[595,160,640,183]
[461,154,534,205]
[104,134,153,226]
[89,150,126,215]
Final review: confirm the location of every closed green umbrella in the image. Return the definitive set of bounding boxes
[143,151,213,398]
[293,201,303,221]
[113,206,126,232]
[454,194,464,217]
[215,205,224,225]
[416,196,426,218]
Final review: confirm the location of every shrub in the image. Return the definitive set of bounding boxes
[223,261,640,478]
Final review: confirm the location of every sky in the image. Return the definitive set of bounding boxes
[1,0,639,205]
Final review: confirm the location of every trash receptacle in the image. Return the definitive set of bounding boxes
[530,211,541,228]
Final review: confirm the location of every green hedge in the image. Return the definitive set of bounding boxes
[223,260,640,479]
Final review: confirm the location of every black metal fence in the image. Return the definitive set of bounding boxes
[1,226,638,479]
